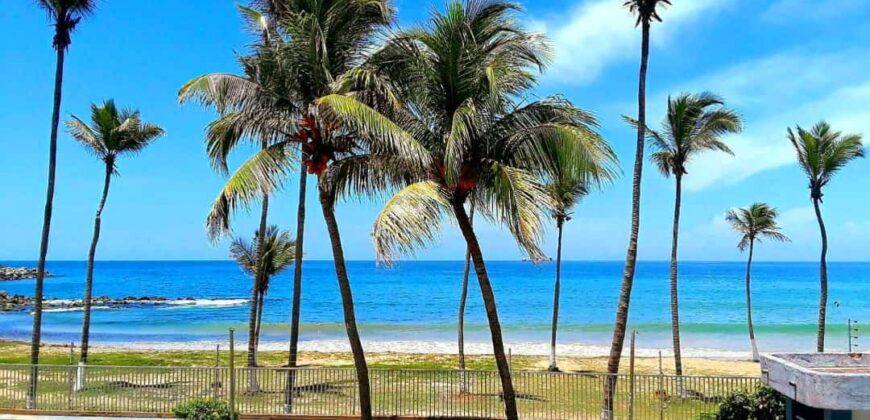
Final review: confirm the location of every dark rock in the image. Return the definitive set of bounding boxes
[0,266,54,281]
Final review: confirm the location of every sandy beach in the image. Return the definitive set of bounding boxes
[0,340,761,377]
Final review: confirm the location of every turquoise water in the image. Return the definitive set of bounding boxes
[0,260,867,354]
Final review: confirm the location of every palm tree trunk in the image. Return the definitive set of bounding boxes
[246,284,260,393]
[318,184,371,420]
[549,216,565,372]
[254,291,265,350]
[603,19,649,420]
[745,240,759,362]
[457,203,474,394]
[670,174,684,380]
[76,160,113,391]
[247,186,270,393]
[458,203,474,372]
[285,155,307,412]
[812,197,828,352]
[29,45,66,409]
[452,200,518,420]
[80,161,113,364]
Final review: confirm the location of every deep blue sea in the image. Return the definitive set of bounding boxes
[1,261,867,356]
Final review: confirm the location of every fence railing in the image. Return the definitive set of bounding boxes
[0,364,758,419]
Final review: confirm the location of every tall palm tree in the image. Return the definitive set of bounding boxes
[30,0,95,408]
[643,92,742,376]
[787,122,864,352]
[317,3,617,418]
[230,225,296,392]
[726,203,789,361]
[543,150,615,372]
[181,1,395,416]
[66,100,164,387]
[603,1,668,415]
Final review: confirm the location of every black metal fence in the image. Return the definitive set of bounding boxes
[0,363,758,419]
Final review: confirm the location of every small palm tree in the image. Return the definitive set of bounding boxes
[544,146,617,372]
[546,183,584,373]
[644,92,742,377]
[787,122,864,352]
[726,203,789,362]
[30,1,94,405]
[604,1,669,416]
[230,225,296,392]
[66,100,164,388]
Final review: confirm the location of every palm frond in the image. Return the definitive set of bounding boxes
[372,181,452,264]
[205,142,295,241]
[475,163,552,260]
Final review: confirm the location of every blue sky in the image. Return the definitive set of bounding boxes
[0,0,868,262]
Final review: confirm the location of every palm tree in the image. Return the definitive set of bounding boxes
[603,1,669,415]
[543,150,615,372]
[181,1,395,416]
[66,100,164,388]
[30,0,95,408]
[726,203,789,362]
[642,92,742,376]
[787,122,864,352]
[230,225,296,392]
[317,3,617,418]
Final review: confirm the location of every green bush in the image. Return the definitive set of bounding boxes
[711,385,785,420]
[172,398,236,420]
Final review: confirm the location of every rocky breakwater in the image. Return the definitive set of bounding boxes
[0,266,53,281]
[0,292,198,312]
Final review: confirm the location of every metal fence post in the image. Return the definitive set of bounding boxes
[658,350,665,420]
[629,330,636,420]
[228,329,236,416]
[67,342,75,410]
[214,344,221,400]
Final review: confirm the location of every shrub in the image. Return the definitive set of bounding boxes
[711,385,785,420]
[172,398,236,420]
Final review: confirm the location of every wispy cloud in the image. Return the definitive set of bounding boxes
[651,50,870,191]
[532,0,731,85]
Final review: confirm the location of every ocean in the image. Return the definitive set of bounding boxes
[0,260,867,357]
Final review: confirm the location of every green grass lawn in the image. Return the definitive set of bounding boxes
[0,341,758,419]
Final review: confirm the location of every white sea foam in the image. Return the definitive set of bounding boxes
[161,299,248,308]
[72,339,750,359]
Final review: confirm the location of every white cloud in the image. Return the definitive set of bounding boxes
[655,51,870,191]
[534,0,731,84]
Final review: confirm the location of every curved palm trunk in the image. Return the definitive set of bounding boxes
[603,19,650,420]
[549,216,565,372]
[812,197,828,352]
[452,201,517,420]
[76,160,113,391]
[670,174,684,381]
[745,240,759,362]
[285,157,307,412]
[29,45,67,409]
[247,189,270,393]
[318,184,371,420]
